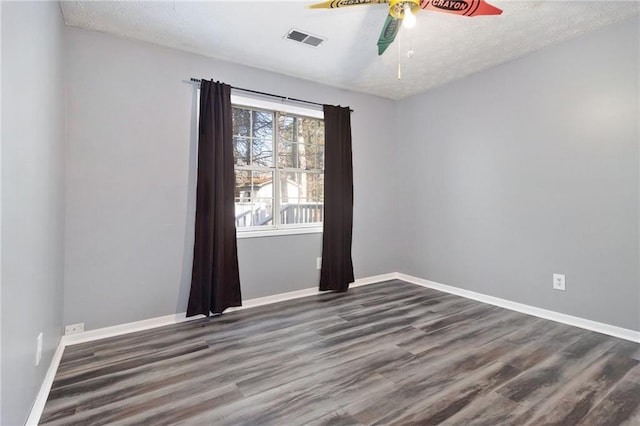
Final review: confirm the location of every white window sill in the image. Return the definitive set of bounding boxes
[236,227,323,239]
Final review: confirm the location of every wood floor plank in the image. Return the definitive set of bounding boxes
[494,333,618,405]
[446,391,523,425]
[579,379,640,425]
[40,280,640,425]
[523,351,639,425]
[625,362,640,384]
[375,361,521,425]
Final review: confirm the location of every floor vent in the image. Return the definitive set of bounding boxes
[285,29,325,47]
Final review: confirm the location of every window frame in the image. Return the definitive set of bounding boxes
[231,94,324,239]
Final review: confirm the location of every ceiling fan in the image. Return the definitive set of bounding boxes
[308,0,503,55]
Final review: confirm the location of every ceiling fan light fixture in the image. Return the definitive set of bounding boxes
[402,4,417,28]
[389,0,420,20]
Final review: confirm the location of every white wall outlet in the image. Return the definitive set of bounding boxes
[553,273,566,291]
[65,322,84,335]
[316,257,322,270]
[36,332,43,366]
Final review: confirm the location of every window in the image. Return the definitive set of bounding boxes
[231,95,324,237]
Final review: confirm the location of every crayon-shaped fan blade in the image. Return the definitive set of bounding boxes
[419,0,502,17]
[377,14,400,55]
[308,0,389,9]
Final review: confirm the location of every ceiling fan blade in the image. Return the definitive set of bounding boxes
[377,14,400,56]
[308,0,388,9]
[419,0,502,17]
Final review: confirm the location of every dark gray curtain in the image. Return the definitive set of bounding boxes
[187,80,242,316]
[319,105,354,292]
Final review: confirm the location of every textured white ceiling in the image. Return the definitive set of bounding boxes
[60,1,639,100]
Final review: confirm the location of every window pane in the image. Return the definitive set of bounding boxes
[297,117,324,146]
[233,136,250,166]
[278,114,325,169]
[278,142,305,169]
[306,173,324,202]
[252,111,273,140]
[278,141,324,171]
[251,138,273,167]
[278,115,295,143]
[233,108,250,137]
[234,170,274,228]
[278,143,292,169]
[306,143,323,171]
[297,117,324,170]
[279,172,323,225]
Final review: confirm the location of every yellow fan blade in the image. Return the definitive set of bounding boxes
[308,0,389,9]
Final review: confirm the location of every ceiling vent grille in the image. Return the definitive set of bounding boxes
[285,29,325,48]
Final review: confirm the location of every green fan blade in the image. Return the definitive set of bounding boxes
[377,14,400,56]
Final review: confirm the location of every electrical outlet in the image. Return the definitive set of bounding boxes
[65,323,84,335]
[553,274,566,291]
[316,257,322,270]
[36,332,43,366]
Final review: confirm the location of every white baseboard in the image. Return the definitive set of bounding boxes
[227,288,320,312]
[61,272,397,347]
[61,312,206,346]
[224,273,396,312]
[351,272,398,288]
[397,272,640,343]
[25,341,65,426]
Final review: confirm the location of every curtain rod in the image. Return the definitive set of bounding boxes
[189,78,353,112]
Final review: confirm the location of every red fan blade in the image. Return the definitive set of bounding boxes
[420,0,502,17]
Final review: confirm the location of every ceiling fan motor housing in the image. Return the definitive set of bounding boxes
[390,0,420,19]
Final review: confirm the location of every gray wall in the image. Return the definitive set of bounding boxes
[64,28,398,330]
[1,2,66,424]
[395,17,640,331]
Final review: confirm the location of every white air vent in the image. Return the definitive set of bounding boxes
[284,29,325,48]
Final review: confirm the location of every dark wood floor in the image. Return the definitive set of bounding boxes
[41,280,640,425]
